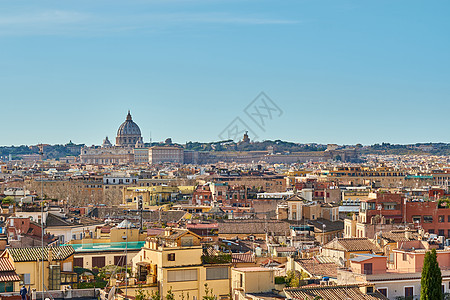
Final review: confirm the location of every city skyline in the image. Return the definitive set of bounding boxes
[1,0,449,145]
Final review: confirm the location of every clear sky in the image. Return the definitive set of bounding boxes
[1,0,449,146]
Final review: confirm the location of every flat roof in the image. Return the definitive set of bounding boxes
[67,241,145,252]
[233,267,272,272]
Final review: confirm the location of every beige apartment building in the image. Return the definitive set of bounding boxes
[149,146,184,164]
[132,228,231,299]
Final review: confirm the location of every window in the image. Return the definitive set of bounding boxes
[181,237,194,247]
[405,287,413,298]
[206,267,229,280]
[384,204,395,210]
[20,273,31,285]
[49,265,61,290]
[412,216,421,223]
[378,288,387,297]
[74,258,83,267]
[389,252,395,264]
[62,261,72,272]
[363,263,372,275]
[114,256,126,266]
[0,282,14,293]
[167,269,197,282]
[439,215,445,223]
[429,229,435,234]
[92,256,105,268]
[439,229,445,236]
[168,253,175,261]
[403,253,408,261]
[424,216,433,223]
[448,215,450,222]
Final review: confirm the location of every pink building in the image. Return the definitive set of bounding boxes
[338,240,450,299]
[393,240,449,273]
[349,254,387,275]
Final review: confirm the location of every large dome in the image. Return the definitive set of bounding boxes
[117,113,141,136]
[116,111,143,147]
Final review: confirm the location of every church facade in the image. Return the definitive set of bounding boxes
[80,111,147,165]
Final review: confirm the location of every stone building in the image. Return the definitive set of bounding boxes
[80,111,147,165]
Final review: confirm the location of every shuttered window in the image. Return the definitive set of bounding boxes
[115,256,126,266]
[92,256,105,268]
[74,258,84,267]
[206,267,229,280]
[167,269,197,282]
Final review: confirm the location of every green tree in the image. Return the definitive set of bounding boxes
[150,290,161,300]
[421,248,442,300]
[180,291,190,300]
[203,283,216,300]
[166,288,175,300]
[1,196,14,204]
[285,270,300,288]
[136,286,150,300]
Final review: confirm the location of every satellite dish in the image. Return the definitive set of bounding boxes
[107,286,116,300]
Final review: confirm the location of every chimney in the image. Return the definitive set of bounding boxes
[164,227,172,236]
[405,230,412,240]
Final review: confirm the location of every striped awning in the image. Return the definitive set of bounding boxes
[0,271,20,282]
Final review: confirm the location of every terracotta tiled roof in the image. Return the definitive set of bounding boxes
[157,228,189,240]
[218,220,290,235]
[284,285,388,300]
[275,247,297,253]
[0,257,15,272]
[307,218,344,233]
[0,257,20,282]
[0,271,20,282]
[232,252,255,264]
[6,246,75,262]
[324,238,380,252]
[295,257,338,278]
[381,230,418,243]
[286,195,306,202]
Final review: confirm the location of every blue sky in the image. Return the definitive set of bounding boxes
[1,0,449,146]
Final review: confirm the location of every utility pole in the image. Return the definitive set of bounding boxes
[125,209,128,299]
[138,195,143,230]
[39,144,44,300]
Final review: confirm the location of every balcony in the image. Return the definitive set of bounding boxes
[201,253,232,264]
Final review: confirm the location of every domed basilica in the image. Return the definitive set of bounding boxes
[80,111,147,164]
[116,111,143,147]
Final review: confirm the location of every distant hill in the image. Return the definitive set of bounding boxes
[2,141,450,161]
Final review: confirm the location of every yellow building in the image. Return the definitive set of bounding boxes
[132,228,231,300]
[0,246,77,292]
[123,186,180,207]
[231,267,275,295]
[69,220,147,270]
